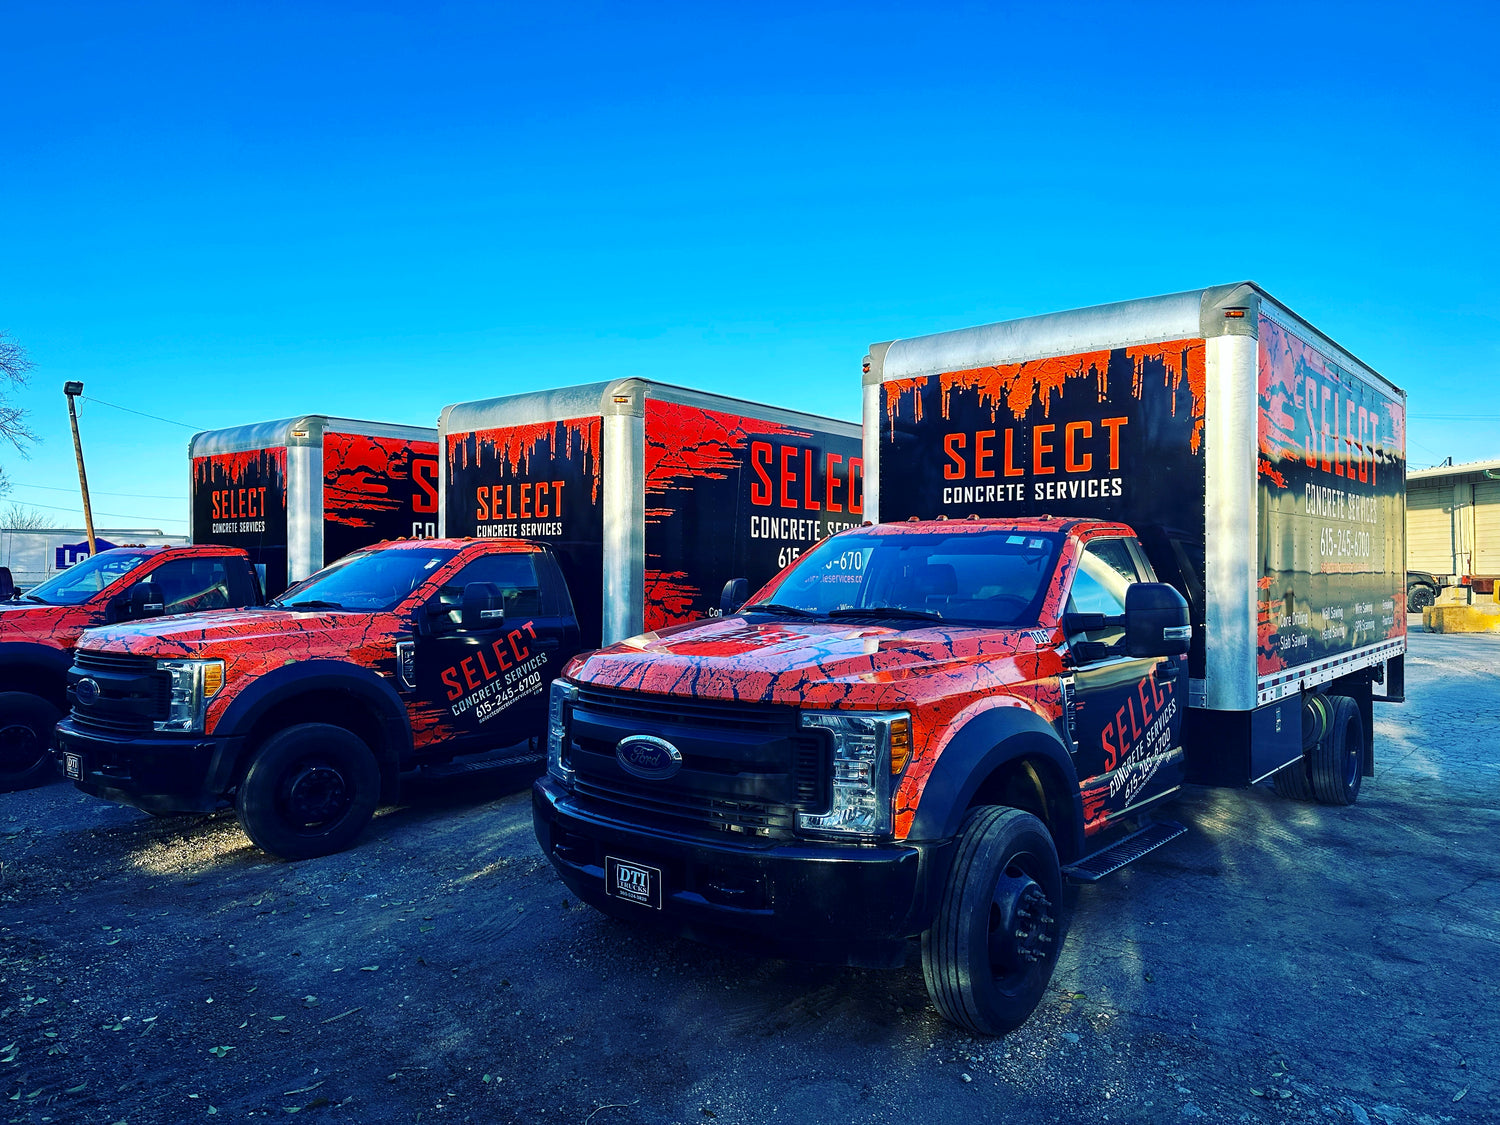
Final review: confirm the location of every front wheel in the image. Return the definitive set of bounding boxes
[1407,585,1436,613]
[236,723,380,860]
[0,692,62,793]
[921,807,1063,1035]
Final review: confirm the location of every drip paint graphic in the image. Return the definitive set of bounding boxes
[885,340,1206,453]
[324,433,438,529]
[448,418,603,505]
[193,447,288,492]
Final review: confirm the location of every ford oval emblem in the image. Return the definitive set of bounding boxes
[615,734,683,781]
[74,678,100,706]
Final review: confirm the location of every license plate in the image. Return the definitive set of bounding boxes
[605,856,662,910]
[63,752,82,780]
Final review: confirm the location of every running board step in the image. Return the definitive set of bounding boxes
[1061,821,1186,883]
[417,751,545,780]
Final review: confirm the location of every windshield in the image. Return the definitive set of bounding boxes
[21,549,153,606]
[271,547,458,613]
[755,530,1063,627]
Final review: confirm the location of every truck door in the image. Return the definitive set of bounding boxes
[410,551,570,753]
[1064,537,1186,829]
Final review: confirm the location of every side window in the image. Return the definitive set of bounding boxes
[1066,539,1144,643]
[145,558,235,615]
[439,553,545,619]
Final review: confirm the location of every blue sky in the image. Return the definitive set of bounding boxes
[1,1,1496,533]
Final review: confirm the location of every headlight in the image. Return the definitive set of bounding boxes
[795,710,911,840]
[547,680,579,785]
[154,659,226,734]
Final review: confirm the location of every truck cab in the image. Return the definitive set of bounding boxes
[534,517,1192,1034]
[56,537,581,859]
[0,545,261,792]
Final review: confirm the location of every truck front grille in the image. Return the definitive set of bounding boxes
[69,650,170,736]
[565,686,827,842]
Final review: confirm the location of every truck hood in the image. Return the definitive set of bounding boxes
[81,607,382,659]
[567,614,1050,705]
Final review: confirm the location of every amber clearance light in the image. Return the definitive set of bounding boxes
[890,717,912,774]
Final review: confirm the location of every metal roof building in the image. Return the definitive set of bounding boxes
[1407,459,1500,582]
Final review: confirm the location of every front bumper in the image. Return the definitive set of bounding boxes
[53,719,244,814]
[533,776,954,967]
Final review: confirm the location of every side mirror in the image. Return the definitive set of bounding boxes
[460,582,505,630]
[0,567,13,601]
[1124,582,1191,658]
[720,578,750,617]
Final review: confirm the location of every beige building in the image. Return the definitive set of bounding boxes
[1407,459,1500,584]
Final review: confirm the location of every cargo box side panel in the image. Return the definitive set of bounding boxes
[880,340,1208,675]
[191,447,290,596]
[1255,312,1406,699]
[322,432,441,566]
[642,399,864,631]
[445,416,606,646]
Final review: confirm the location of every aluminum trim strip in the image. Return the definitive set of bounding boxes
[861,381,881,522]
[602,410,644,646]
[1255,637,1407,705]
[1203,333,1259,710]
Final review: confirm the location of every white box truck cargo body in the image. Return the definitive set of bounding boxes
[864,282,1406,784]
[189,416,439,596]
[440,380,863,648]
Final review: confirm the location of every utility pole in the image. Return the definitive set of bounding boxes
[63,381,96,555]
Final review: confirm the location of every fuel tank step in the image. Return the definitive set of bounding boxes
[1061,820,1187,883]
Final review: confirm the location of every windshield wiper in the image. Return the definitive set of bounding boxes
[827,606,944,622]
[280,599,346,610]
[741,602,824,620]
[21,594,50,605]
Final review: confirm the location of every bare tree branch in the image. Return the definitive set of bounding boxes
[4,503,59,529]
[0,331,38,455]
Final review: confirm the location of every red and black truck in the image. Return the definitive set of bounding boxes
[55,537,582,858]
[533,283,1408,1033]
[0,545,262,791]
[190,415,440,597]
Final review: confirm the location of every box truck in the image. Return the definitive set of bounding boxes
[190,416,440,596]
[533,283,1407,1034]
[440,380,864,647]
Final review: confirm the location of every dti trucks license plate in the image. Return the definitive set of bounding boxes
[605,857,662,910]
[64,753,82,780]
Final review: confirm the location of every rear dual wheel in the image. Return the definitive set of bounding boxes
[236,723,379,860]
[922,807,1063,1035]
[1272,694,1363,806]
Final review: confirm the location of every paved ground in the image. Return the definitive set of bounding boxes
[2,627,1496,1124]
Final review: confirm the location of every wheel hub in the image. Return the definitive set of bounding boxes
[0,723,42,775]
[280,764,350,827]
[988,866,1057,981]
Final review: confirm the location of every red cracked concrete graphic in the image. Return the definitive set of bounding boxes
[641,400,808,633]
[448,417,603,505]
[324,433,438,529]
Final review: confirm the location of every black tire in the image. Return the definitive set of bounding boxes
[921,807,1063,1035]
[1310,695,1363,806]
[0,692,62,794]
[235,723,380,860]
[1271,758,1314,801]
[1407,585,1436,613]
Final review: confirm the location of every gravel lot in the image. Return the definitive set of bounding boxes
[3,626,1496,1124]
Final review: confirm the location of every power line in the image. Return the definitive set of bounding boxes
[2,498,187,524]
[10,482,186,501]
[78,395,202,431]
